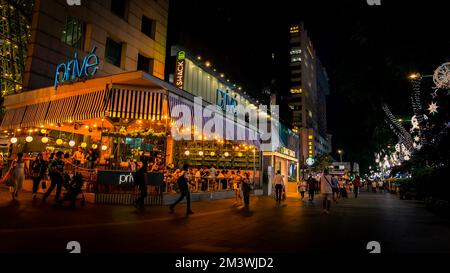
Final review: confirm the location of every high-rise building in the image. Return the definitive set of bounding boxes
[0,0,34,96]
[288,22,331,162]
[22,0,168,90]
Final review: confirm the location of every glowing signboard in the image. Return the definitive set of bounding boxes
[54,47,99,89]
[175,51,186,89]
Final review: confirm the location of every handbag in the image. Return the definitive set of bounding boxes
[5,173,15,187]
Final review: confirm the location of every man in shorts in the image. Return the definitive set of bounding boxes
[319,169,333,214]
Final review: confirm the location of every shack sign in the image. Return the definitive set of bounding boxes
[175,51,186,89]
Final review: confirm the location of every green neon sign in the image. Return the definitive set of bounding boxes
[177,51,186,60]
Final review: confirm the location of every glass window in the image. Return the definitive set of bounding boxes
[105,38,122,67]
[111,0,127,19]
[137,54,154,74]
[61,16,85,50]
[141,15,156,39]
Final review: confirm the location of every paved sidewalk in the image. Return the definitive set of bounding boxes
[1,186,450,253]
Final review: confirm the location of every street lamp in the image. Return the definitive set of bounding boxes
[337,149,343,163]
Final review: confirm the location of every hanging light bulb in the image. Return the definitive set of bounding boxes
[81,142,87,148]
[210,151,215,156]
[184,150,190,156]
[56,139,63,145]
[40,129,47,134]
[10,137,17,144]
[101,145,108,151]
[69,140,76,147]
[26,136,33,143]
[224,152,230,157]
[92,144,98,149]
[198,151,204,156]
[41,137,49,144]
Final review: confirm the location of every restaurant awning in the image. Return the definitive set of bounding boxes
[107,87,165,120]
[21,102,50,127]
[0,106,26,129]
[0,89,110,129]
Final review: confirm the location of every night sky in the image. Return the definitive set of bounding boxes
[166,0,449,173]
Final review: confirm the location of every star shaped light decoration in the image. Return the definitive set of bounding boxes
[428,102,438,115]
[431,91,438,99]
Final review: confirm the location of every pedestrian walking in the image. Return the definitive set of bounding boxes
[242,172,252,210]
[273,170,284,207]
[133,160,148,208]
[30,153,47,200]
[42,151,65,204]
[0,154,4,177]
[307,175,316,201]
[9,153,28,200]
[320,169,333,214]
[352,175,361,198]
[232,171,243,205]
[331,174,339,203]
[371,180,377,193]
[298,180,307,200]
[378,180,384,193]
[169,163,194,216]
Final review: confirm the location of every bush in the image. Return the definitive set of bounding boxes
[394,167,450,202]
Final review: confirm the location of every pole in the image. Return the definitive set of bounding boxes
[253,148,256,183]
[340,153,342,163]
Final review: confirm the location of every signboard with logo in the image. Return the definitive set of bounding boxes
[279,147,296,158]
[306,157,315,166]
[54,47,99,89]
[216,89,238,114]
[97,170,164,186]
[175,51,186,89]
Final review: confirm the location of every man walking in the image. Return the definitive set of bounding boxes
[352,175,361,198]
[331,174,339,203]
[134,160,148,208]
[319,169,333,215]
[42,151,65,205]
[170,163,194,216]
[307,175,316,202]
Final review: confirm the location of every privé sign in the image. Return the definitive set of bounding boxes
[54,46,99,89]
[175,51,186,89]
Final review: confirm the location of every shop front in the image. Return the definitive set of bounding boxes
[0,71,262,204]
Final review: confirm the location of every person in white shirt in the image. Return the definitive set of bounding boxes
[273,170,284,206]
[72,147,84,166]
[319,169,333,214]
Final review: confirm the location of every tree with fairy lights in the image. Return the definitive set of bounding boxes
[380,62,449,172]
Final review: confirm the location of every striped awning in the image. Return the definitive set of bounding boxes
[0,89,111,129]
[72,89,110,121]
[0,106,26,129]
[45,96,78,125]
[21,102,50,127]
[108,88,165,120]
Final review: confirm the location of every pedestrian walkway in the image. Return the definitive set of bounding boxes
[1,187,450,253]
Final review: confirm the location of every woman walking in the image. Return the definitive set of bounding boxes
[232,171,243,205]
[241,172,252,210]
[298,180,307,200]
[9,153,28,200]
[273,170,284,207]
[31,153,47,200]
